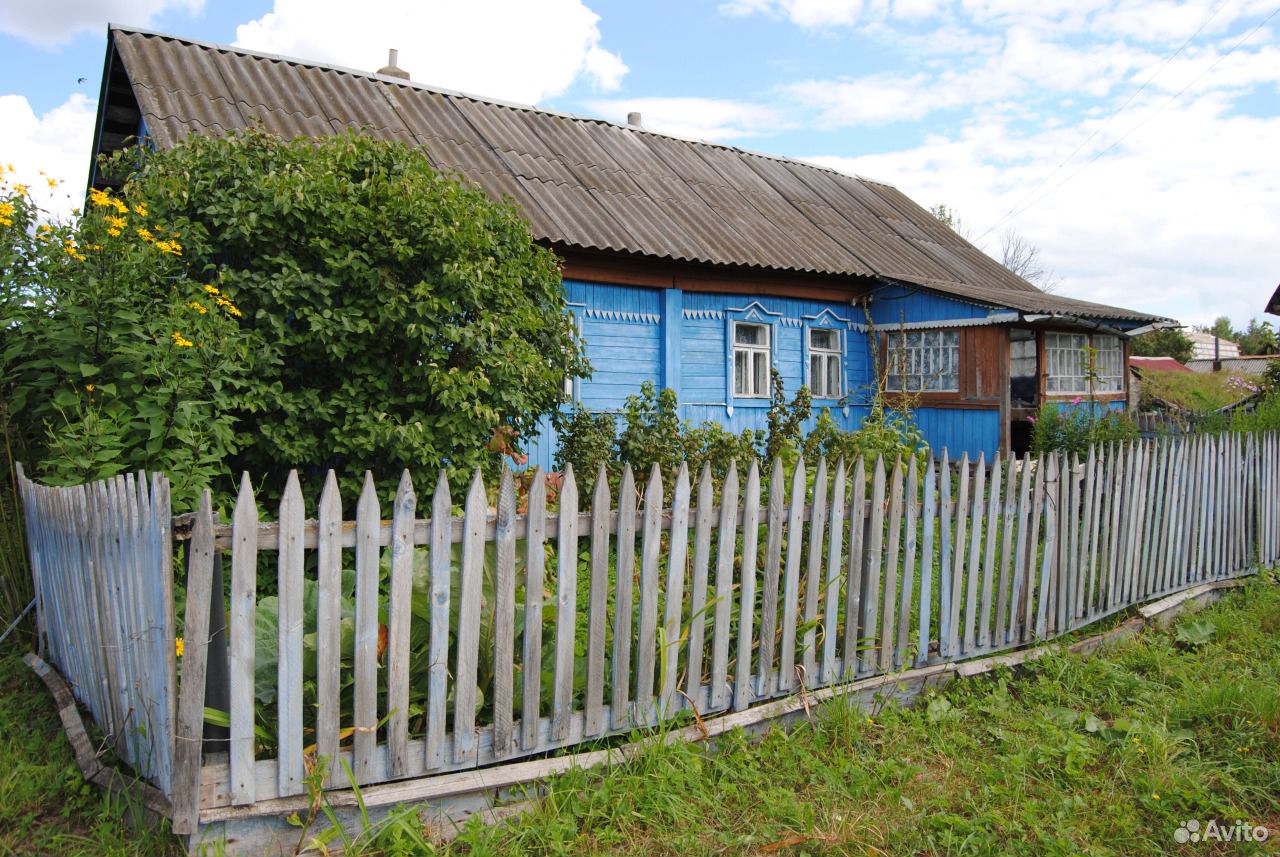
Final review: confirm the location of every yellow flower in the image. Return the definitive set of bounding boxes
[188,300,208,315]
[1151,793,1160,801]
[154,239,182,256]
[0,202,14,221]
[215,296,242,317]
[46,177,59,189]
[203,284,220,296]
[89,188,112,208]
[104,214,126,229]
[107,228,122,237]
[110,197,127,214]
[137,227,154,242]
[0,218,11,228]
[13,183,28,196]
[172,331,194,348]
[175,637,185,658]
[132,202,148,217]
[85,384,95,392]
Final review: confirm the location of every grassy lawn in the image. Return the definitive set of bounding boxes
[3,574,1277,856]
[1139,369,1260,412]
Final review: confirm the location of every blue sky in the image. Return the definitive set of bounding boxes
[2,0,1278,329]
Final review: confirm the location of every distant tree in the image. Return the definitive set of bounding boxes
[1130,328,1194,364]
[928,203,971,239]
[1236,318,1278,355]
[1197,316,1236,343]
[999,229,1061,293]
[927,204,1059,292]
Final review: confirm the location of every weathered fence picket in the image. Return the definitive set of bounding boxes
[17,431,1280,838]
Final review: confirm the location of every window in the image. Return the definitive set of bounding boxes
[1045,332,1124,395]
[1044,332,1089,394]
[1093,335,1124,392]
[885,330,959,392]
[808,328,842,399]
[733,322,770,398]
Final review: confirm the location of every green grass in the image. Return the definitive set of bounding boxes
[1139,369,1258,412]
[5,575,1277,856]
[0,646,183,857]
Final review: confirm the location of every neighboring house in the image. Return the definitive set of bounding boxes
[1186,331,1241,361]
[1268,283,1279,317]
[88,27,1169,462]
[1187,355,1279,376]
[1129,356,1192,374]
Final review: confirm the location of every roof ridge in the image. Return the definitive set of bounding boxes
[106,24,895,189]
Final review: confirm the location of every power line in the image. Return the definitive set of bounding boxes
[976,1,1269,240]
[987,6,1279,232]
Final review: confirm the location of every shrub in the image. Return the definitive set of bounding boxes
[616,381,683,476]
[1030,403,1139,457]
[553,405,615,478]
[765,369,812,462]
[682,421,763,481]
[1,168,248,508]
[101,129,588,501]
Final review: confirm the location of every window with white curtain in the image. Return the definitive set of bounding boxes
[884,330,959,392]
[733,321,771,398]
[1045,332,1125,394]
[1093,335,1124,392]
[1044,332,1090,394]
[808,328,842,398]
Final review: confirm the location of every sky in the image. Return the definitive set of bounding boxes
[1,0,1277,329]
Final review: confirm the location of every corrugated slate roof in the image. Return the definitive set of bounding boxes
[102,26,1165,324]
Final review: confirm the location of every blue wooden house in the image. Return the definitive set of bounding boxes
[89,27,1171,465]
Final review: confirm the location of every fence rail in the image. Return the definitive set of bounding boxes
[17,431,1280,837]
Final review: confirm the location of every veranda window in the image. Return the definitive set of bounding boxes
[885,330,959,392]
[1093,335,1124,392]
[733,322,770,398]
[808,328,842,399]
[1044,332,1090,394]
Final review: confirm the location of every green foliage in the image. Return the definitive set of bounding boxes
[1130,328,1194,364]
[1030,403,1139,457]
[1195,315,1278,357]
[553,405,616,478]
[681,421,764,483]
[1139,369,1261,412]
[1173,619,1216,648]
[100,129,588,502]
[1,170,248,510]
[616,381,683,476]
[764,368,811,462]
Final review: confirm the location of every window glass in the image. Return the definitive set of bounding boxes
[808,327,842,398]
[885,330,959,392]
[1045,332,1089,394]
[733,322,770,397]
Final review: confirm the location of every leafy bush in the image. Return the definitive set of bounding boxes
[1,168,248,508]
[682,421,763,482]
[764,368,812,462]
[1030,403,1139,457]
[616,382,684,476]
[553,405,615,478]
[802,404,926,466]
[1129,327,1193,363]
[100,129,588,501]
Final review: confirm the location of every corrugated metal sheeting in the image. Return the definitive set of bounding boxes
[106,27,1162,323]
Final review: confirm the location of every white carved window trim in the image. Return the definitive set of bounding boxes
[808,327,843,399]
[732,321,771,398]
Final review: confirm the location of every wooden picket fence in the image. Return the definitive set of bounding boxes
[16,431,1280,838]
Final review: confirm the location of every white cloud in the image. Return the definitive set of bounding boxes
[583,96,790,141]
[0,0,203,47]
[0,94,97,220]
[809,94,1280,328]
[233,0,628,105]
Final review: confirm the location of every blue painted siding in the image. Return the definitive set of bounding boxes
[1049,398,1127,417]
[523,278,1010,469]
[913,408,1001,459]
[868,284,997,324]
